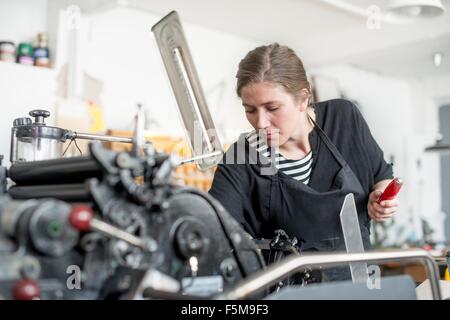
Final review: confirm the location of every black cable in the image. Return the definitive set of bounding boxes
[73,138,83,155]
[62,138,74,157]
[62,138,83,157]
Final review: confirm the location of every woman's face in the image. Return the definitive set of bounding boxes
[241,81,308,147]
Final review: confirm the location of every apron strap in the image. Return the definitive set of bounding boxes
[308,115,347,168]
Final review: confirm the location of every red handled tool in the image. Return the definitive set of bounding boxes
[378,177,403,203]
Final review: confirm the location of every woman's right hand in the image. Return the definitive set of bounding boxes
[367,190,400,222]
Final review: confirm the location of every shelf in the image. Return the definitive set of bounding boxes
[0,60,55,75]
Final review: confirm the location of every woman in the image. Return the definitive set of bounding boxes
[208,43,399,281]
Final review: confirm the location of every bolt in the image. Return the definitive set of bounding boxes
[231,232,242,244]
[118,275,131,291]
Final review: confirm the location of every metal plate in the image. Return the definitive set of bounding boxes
[339,193,368,283]
[151,11,223,170]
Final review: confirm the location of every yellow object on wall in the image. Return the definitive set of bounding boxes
[88,101,106,134]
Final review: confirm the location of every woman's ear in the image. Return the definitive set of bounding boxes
[297,88,310,112]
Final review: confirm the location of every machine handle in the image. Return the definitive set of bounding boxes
[29,109,50,125]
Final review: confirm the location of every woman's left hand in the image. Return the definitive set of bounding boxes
[367,190,400,222]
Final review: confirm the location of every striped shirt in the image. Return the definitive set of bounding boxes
[246,131,313,184]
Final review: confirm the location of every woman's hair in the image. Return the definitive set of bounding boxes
[236,43,312,103]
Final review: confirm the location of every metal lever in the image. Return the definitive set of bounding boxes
[68,205,157,252]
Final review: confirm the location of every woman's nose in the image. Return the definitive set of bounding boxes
[255,112,270,129]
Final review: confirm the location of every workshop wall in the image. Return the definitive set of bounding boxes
[69,6,257,144]
[0,0,48,43]
[311,64,444,246]
[0,0,56,166]
[439,105,450,243]
[422,73,450,104]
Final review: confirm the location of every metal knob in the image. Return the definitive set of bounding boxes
[13,117,32,127]
[12,278,41,300]
[29,109,50,125]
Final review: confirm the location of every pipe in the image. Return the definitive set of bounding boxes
[70,132,133,144]
[216,249,441,300]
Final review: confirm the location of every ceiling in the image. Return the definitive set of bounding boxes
[66,0,450,78]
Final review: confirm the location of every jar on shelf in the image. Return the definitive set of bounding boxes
[33,33,50,68]
[0,41,16,63]
[17,43,34,66]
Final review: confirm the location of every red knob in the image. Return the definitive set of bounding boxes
[13,278,40,300]
[69,205,94,231]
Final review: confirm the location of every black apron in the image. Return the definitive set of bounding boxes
[260,119,372,281]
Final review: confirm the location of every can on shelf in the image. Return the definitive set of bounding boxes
[17,43,34,66]
[17,55,34,66]
[17,43,33,57]
[33,33,50,68]
[35,57,50,68]
[0,41,16,63]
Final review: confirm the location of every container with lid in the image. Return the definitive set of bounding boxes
[10,110,68,163]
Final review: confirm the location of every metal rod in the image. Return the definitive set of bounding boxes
[73,132,223,166]
[90,219,150,250]
[74,132,133,143]
[131,104,145,157]
[179,150,223,165]
[216,249,441,300]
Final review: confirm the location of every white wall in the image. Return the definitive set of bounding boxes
[310,64,444,245]
[0,0,57,166]
[0,0,48,43]
[71,7,257,143]
[421,74,450,106]
[0,62,57,165]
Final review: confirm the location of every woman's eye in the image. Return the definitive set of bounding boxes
[245,109,255,114]
[268,107,279,112]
